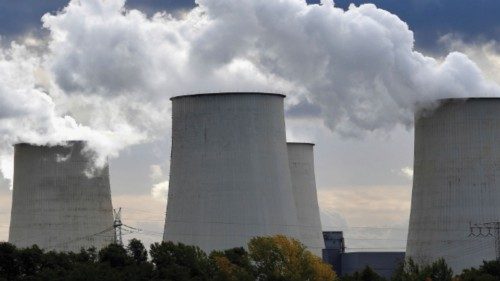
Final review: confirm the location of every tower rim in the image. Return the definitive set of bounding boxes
[170,92,286,101]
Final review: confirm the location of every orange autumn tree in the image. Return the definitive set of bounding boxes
[210,247,254,281]
[248,235,338,281]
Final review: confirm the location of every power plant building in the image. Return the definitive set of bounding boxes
[287,142,324,256]
[163,93,301,253]
[9,141,114,252]
[407,98,500,272]
[322,231,404,279]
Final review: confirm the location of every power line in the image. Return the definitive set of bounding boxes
[50,226,115,249]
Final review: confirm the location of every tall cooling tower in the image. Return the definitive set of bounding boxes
[287,143,324,256]
[163,93,300,253]
[407,98,500,272]
[9,141,114,252]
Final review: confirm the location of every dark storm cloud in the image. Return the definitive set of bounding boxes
[0,0,68,40]
[0,0,194,42]
[125,0,195,15]
[1,0,499,54]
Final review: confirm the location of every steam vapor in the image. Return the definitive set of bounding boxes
[0,0,498,185]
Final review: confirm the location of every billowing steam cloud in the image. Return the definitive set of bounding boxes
[0,0,499,184]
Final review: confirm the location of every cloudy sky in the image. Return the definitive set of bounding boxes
[0,0,499,252]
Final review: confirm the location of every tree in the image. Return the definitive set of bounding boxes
[342,266,386,281]
[127,239,148,264]
[210,247,254,281]
[150,241,211,281]
[0,236,338,281]
[98,243,131,268]
[248,235,337,281]
[478,260,500,277]
[426,259,453,281]
[458,260,500,281]
[73,247,98,264]
[0,242,19,279]
[391,258,453,281]
[17,244,44,277]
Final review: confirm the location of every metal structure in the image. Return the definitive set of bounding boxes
[407,98,500,273]
[287,142,324,256]
[9,141,114,252]
[163,92,300,253]
[113,208,123,246]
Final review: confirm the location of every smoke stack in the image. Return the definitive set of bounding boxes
[407,98,500,272]
[163,93,300,252]
[9,141,114,252]
[287,142,324,256]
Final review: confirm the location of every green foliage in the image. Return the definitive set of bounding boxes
[209,247,254,281]
[0,235,338,281]
[391,258,453,281]
[150,241,211,281]
[128,238,148,264]
[98,243,131,267]
[0,241,154,281]
[458,260,500,281]
[0,242,19,279]
[341,266,386,281]
[248,235,337,281]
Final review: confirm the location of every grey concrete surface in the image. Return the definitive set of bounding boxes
[287,143,324,256]
[163,93,300,253]
[407,98,500,273]
[9,141,114,252]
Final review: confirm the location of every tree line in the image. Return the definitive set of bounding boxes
[2,234,500,281]
[342,257,500,281]
[0,235,335,281]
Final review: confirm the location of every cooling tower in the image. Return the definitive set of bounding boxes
[163,93,300,253]
[287,143,324,256]
[407,98,500,272]
[9,141,114,252]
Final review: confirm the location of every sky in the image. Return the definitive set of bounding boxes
[0,0,499,252]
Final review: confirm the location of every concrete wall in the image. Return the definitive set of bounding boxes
[407,98,500,273]
[163,93,300,253]
[287,143,324,256]
[9,141,114,252]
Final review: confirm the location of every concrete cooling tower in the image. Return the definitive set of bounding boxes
[9,141,114,252]
[163,93,300,253]
[407,98,500,273]
[287,143,324,256]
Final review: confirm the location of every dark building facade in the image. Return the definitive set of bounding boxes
[322,231,405,279]
[322,231,344,273]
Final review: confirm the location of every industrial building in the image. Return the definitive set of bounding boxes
[322,231,405,279]
[287,142,324,256]
[163,93,301,253]
[9,141,114,252]
[407,98,500,272]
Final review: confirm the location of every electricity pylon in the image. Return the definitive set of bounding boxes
[113,208,123,246]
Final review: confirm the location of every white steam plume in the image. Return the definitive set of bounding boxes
[0,0,499,184]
